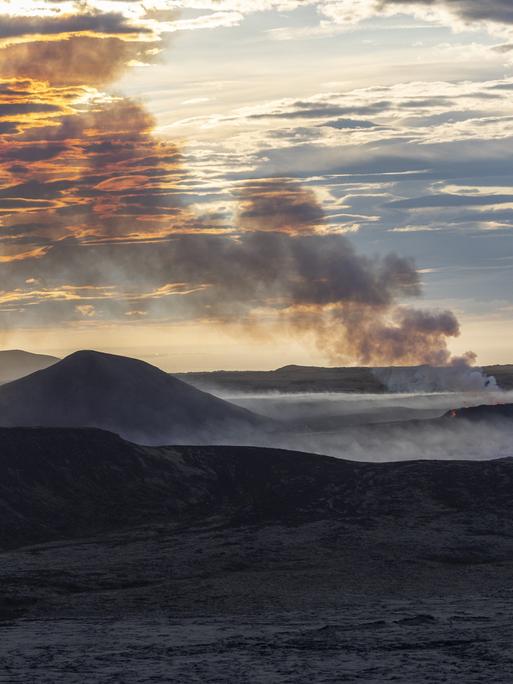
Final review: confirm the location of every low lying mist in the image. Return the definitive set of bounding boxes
[218,389,512,421]
[374,363,497,393]
[199,389,513,463]
[267,418,513,463]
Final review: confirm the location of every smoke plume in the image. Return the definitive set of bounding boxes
[0,5,484,370]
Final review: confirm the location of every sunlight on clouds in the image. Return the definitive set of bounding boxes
[0,0,511,365]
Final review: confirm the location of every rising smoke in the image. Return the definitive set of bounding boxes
[374,357,498,393]
[0,6,491,376]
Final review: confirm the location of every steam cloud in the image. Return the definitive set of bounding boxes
[0,6,488,372]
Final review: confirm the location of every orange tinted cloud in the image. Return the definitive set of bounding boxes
[0,37,159,87]
[0,91,189,259]
[0,1,473,367]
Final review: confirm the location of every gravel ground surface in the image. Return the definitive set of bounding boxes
[2,519,513,682]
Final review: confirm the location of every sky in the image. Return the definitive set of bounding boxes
[0,0,512,370]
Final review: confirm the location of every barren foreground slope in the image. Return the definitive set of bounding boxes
[2,427,513,682]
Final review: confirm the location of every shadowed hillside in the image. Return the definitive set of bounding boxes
[446,403,513,421]
[2,426,513,550]
[4,428,513,682]
[0,351,264,444]
[0,350,59,385]
[486,365,513,391]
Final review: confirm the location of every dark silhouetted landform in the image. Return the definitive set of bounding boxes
[177,364,387,393]
[2,426,513,550]
[0,350,59,385]
[0,350,264,444]
[3,428,513,681]
[445,403,513,422]
[178,363,513,393]
[486,365,513,391]
[2,350,511,393]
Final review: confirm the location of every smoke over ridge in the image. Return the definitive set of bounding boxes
[0,1,485,370]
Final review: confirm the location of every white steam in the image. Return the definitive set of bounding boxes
[373,362,497,393]
[221,389,513,463]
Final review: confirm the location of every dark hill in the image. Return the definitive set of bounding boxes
[0,349,59,385]
[178,363,512,393]
[445,403,513,422]
[485,364,513,391]
[177,365,386,393]
[2,426,513,550]
[4,431,513,681]
[0,350,264,444]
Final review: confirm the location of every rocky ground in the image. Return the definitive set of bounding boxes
[2,518,513,682]
[2,428,513,681]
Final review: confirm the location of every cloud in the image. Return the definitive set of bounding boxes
[387,193,513,209]
[318,0,513,33]
[236,179,325,233]
[0,12,154,47]
[174,74,513,325]
[0,180,468,365]
[0,37,158,86]
[321,118,379,129]
[0,0,508,366]
[0,79,190,260]
[378,0,513,25]
[249,100,390,120]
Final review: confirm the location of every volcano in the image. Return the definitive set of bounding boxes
[0,350,264,444]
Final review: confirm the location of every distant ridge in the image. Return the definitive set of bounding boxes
[0,350,265,444]
[177,365,386,394]
[445,403,513,422]
[0,349,59,385]
[178,363,512,393]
